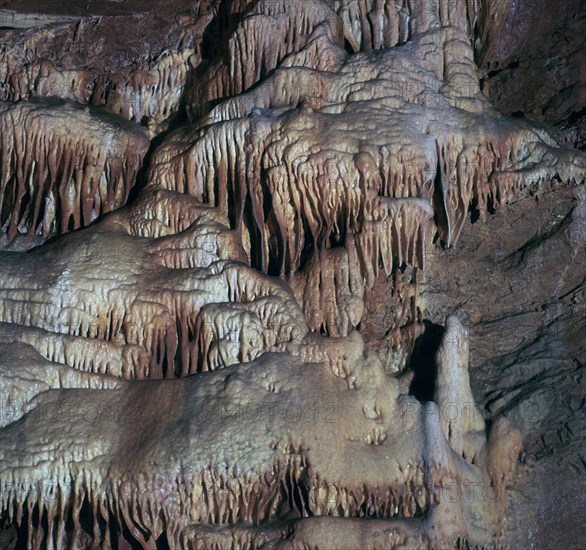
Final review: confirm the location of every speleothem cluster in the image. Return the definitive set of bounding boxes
[0,0,584,548]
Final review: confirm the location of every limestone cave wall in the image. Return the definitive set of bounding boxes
[0,1,584,548]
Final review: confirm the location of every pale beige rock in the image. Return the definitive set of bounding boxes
[0,99,149,240]
[0,0,584,548]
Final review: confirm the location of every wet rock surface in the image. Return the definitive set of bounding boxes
[0,0,584,548]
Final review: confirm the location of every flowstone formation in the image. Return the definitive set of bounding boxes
[0,99,149,243]
[0,0,584,548]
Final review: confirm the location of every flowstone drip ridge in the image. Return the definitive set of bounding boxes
[0,99,149,241]
[0,0,584,548]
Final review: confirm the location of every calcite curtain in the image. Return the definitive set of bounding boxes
[0,0,584,548]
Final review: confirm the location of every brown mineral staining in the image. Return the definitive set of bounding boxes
[0,0,584,548]
[0,99,149,241]
[0,1,211,133]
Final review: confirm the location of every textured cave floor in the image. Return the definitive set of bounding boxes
[0,0,586,549]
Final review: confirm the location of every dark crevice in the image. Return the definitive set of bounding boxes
[127,106,190,206]
[483,59,519,79]
[408,320,444,402]
[469,198,480,224]
[486,194,497,215]
[156,530,171,550]
[431,152,449,247]
[566,106,586,126]
[344,38,356,55]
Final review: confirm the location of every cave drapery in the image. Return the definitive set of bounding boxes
[0,0,584,548]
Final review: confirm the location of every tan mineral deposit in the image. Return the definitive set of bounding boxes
[0,1,584,549]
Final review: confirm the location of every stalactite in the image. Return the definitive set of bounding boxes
[186,0,344,120]
[1,1,583,548]
[0,100,148,241]
[0,9,210,133]
[337,0,413,51]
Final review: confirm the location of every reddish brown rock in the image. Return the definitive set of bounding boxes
[477,0,586,148]
[0,0,213,133]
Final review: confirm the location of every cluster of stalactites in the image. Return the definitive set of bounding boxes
[0,449,304,548]
[186,0,345,120]
[91,50,196,128]
[0,221,307,378]
[291,245,366,337]
[0,10,206,135]
[435,127,586,246]
[0,446,433,550]
[0,101,149,242]
[0,316,523,549]
[337,0,412,51]
[187,0,484,120]
[291,195,432,335]
[149,99,586,344]
[151,123,435,276]
[2,52,194,128]
[0,323,148,380]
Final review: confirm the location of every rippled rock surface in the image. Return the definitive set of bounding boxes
[0,1,584,548]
